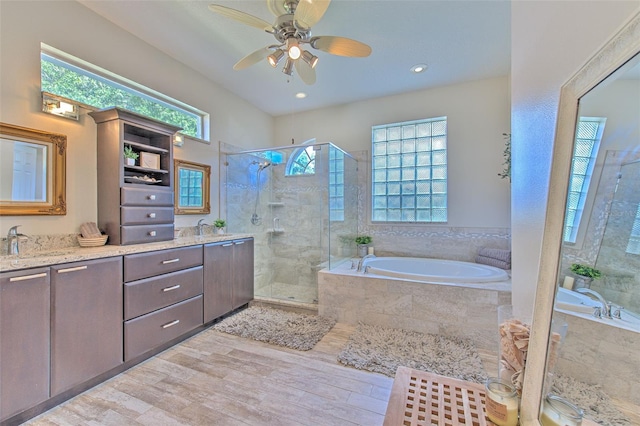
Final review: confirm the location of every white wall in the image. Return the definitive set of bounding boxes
[274,76,512,229]
[511,1,640,320]
[0,0,274,236]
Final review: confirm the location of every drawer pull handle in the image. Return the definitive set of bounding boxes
[148,195,157,201]
[162,258,180,264]
[235,241,245,245]
[162,319,180,329]
[162,284,181,292]
[9,272,48,282]
[149,231,157,237]
[222,243,233,247]
[57,266,88,274]
[148,213,156,218]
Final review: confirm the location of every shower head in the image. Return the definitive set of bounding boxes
[258,161,272,171]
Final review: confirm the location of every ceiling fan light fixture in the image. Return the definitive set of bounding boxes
[287,39,301,60]
[282,58,294,75]
[301,50,319,68]
[267,49,285,67]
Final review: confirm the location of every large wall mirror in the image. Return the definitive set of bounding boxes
[521,12,640,426]
[174,159,210,215]
[0,123,66,215]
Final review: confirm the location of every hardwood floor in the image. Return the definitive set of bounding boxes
[25,323,397,426]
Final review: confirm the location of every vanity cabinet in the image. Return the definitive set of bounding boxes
[89,107,180,245]
[0,267,50,422]
[50,257,123,396]
[123,246,204,361]
[203,238,254,323]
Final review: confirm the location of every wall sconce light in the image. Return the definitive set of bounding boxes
[173,133,185,147]
[42,92,80,120]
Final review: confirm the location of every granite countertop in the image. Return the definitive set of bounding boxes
[0,234,253,272]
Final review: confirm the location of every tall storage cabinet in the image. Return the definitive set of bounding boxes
[89,108,180,245]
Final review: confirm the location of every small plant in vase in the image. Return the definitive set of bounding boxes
[214,219,226,235]
[123,145,139,166]
[570,263,601,289]
[355,235,373,257]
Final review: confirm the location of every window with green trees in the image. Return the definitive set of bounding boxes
[41,46,204,138]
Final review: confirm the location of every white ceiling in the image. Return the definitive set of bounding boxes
[77,0,511,117]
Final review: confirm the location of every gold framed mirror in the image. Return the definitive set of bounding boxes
[0,122,66,215]
[174,159,210,215]
[521,12,640,425]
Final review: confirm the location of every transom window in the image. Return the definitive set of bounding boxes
[40,44,206,139]
[372,118,448,222]
[563,117,606,243]
[286,145,316,176]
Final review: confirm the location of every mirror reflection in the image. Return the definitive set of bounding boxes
[174,159,210,215]
[544,54,639,424]
[0,138,49,202]
[0,122,66,216]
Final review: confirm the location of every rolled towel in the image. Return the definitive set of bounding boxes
[478,247,511,263]
[476,255,511,270]
[80,222,101,238]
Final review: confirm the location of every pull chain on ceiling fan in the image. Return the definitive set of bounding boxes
[208,0,371,85]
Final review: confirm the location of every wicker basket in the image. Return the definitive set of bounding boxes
[77,234,108,247]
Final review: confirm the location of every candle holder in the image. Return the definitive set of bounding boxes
[485,377,519,426]
[540,394,583,426]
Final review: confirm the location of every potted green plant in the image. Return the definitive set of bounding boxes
[570,263,601,289]
[214,218,226,235]
[123,145,139,166]
[355,235,372,257]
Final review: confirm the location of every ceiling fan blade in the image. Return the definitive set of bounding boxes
[208,4,273,31]
[310,36,372,57]
[233,47,272,70]
[294,0,331,29]
[295,59,316,85]
[267,0,288,17]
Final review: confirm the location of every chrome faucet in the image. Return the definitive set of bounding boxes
[196,219,209,236]
[6,225,26,255]
[357,254,376,272]
[575,288,611,318]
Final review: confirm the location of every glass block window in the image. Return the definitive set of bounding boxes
[286,146,316,176]
[41,44,205,139]
[626,204,640,255]
[372,118,447,222]
[329,148,345,221]
[178,168,203,207]
[564,117,606,243]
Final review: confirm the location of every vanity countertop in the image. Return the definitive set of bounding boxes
[0,234,253,272]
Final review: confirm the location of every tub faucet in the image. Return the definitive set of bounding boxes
[6,225,26,255]
[575,288,611,318]
[357,254,376,272]
[196,219,209,236]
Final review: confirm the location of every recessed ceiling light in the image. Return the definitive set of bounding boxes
[410,64,428,74]
[295,92,307,99]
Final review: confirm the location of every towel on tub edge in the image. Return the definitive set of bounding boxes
[477,247,511,263]
[475,255,511,270]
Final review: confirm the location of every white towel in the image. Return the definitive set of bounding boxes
[478,247,511,263]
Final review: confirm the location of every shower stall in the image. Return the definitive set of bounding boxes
[222,142,358,304]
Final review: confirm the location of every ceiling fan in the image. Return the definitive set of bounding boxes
[208,0,372,85]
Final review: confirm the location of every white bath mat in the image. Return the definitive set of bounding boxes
[212,306,336,351]
[337,323,487,383]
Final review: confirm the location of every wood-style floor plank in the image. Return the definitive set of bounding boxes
[26,323,392,426]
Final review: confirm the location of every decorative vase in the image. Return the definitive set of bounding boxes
[573,276,593,289]
[125,157,135,166]
[216,228,225,235]
[357,244,369,257]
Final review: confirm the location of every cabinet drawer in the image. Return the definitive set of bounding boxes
[124,245,203,282]
[121,224,174,245]
[121,187,173,206]
[124,295,203,361]
[121,206,174,225]
[124,266,203,320]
